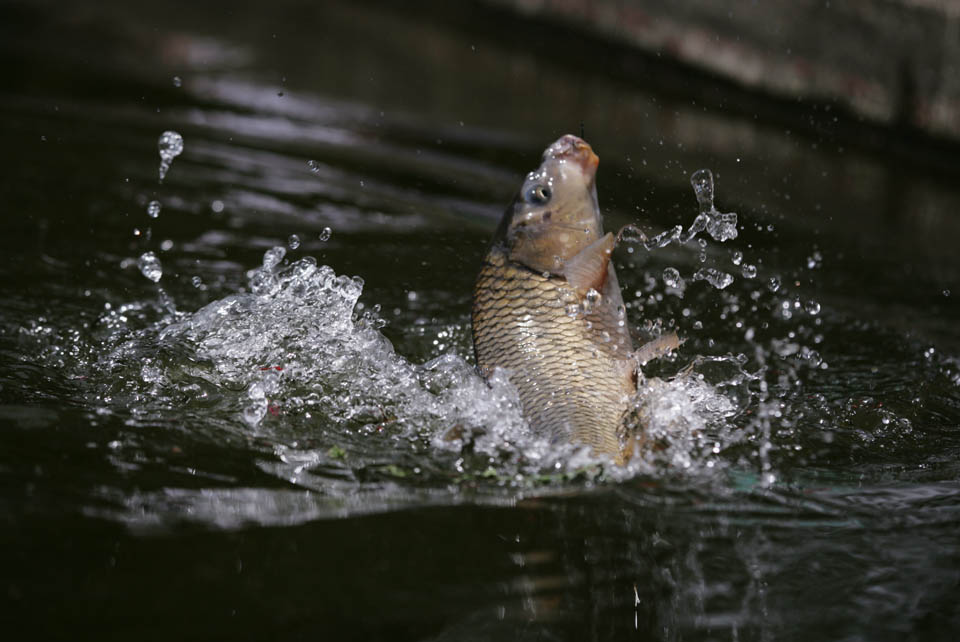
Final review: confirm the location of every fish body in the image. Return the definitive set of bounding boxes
[471,135,637,460]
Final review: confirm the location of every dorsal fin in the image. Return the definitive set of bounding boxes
[562,232,615,297]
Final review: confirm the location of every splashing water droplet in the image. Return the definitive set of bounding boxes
[768,276,781,292]
[262,246,286,270]
[172,76,182,88]
[731,250,743,265]
[741,264,758,279]
[191,276,203,288]
[146,200,161,219]
[319,227,332,242]
[157,130,184,182]
[693,267,734,290]
[663,267,681,288]
[137,251,163,282]
[288,234,301,250]
[617,224,647,245]
[307,160,321,174]
[805,300,821,315]
[690,169,714,210]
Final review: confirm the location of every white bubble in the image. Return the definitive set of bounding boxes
[768,276,781,292]
[319,227,332,242]
[741,264,757,279]
[211,200,225,213]
[146,200,161,218]
[288,234,301,250]
[805,300,821,315]
[172,76,182,88]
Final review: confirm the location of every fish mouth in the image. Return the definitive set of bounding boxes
[544,134,600,177]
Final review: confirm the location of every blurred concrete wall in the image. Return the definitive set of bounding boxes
[482,0,960,141]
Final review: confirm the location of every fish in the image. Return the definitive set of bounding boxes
[471,134,678,463]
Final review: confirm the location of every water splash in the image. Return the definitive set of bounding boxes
[137,251,163,282]
[693,267,734,290]
[157,130,184,182]
[688,169,738,243]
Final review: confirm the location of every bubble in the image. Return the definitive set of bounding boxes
[288,234,301,250]
[172,76,182,88]
[307,160,321,174]
[319,227,332,242]
[137,251,163,282]
[768,276,781,292]
[157,130,184,182]
[741,264,757,279]
[160,239,174,251]
[211,200,225,213]
[191,276,203,288]
[693,267,734,290]
[565,303,582,318]
[804,300,821,315]
[731,250,743,265]
[146,200,161,219]
[262,246,287,270]
[663,267,681,288]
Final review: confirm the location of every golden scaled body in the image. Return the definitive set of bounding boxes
[473,246,636,458]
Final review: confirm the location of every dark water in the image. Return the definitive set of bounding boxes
[3,1,960,639]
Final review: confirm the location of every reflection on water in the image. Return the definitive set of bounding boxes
[2,0,960,639]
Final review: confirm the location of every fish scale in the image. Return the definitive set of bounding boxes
[473,246,636,459]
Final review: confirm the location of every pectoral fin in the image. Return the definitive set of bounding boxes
[562,232,615,297]
[634,331,682,365]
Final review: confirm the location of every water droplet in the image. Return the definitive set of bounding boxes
[191,276,203,288]
[172,76,182,88]
[160,239,173,251]
[731,250,743,265]
[944,289,951,297]
[617,224,647,245]
[319,227,332,242]
[805,300,821,315]
[157,130,184,182]
[662,267,681,288]
[741,264,757,278]
[768,276,781,292]
[262,246,286,270]
[146,200,161,218]
[307,160,321,174]
[288,234,301,250]
[690,169,714,210]
[565,303,582,318]
[137,251,162,282]
[693,267,734,289]
[211,200,225,213]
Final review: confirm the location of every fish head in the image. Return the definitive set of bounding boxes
[494,134,603,274]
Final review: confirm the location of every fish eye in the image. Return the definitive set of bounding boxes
[525,184,552,205]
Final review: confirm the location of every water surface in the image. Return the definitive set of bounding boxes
[2,1,960,639]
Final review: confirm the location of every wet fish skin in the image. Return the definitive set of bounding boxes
[471,135,637,461]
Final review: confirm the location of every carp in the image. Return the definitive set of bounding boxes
[471,134,677,463]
